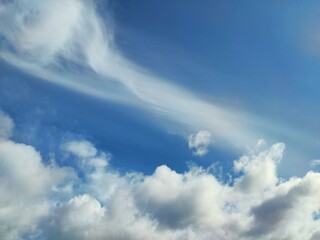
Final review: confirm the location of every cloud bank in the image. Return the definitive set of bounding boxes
[1,112,320,240]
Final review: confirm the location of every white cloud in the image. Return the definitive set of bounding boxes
[61,139,110,174]
[1,111,320,240]
[188,130,212,156]
[0,138,75,239]
[46,194,106,239]
[233,143,285,192]
[310,159,320,168]
[0,0,265,152]
[256,138,266,148]
[62,140,98,159]
[0,111,14,140]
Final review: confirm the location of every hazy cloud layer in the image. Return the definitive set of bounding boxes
[1,112,320,240]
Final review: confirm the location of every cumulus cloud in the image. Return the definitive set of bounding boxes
[1,112,320,240]
[188,130,212,156]
[233,142,284,192]
[0,132,75,239]
[45,194,106,239]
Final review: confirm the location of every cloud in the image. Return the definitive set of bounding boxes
[310,159,320,168]
[0,137,75,239]
[311,231,320,240]
[45,194,106,239]
[0,0,267,151]
[62,140,98,159]
[1,111,320,240]
[0,111,14,140]
[246,172,320,239]
[61,139,110,172]
[188,130,212,156]
[233,142,284,192]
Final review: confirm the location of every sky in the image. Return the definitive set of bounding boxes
[1,0,320,239]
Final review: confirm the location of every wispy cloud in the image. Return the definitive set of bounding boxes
[0,110,14,139]
[310,159,320,168]
[0,0,262,150]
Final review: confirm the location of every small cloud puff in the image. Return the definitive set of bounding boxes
[188,130,212,156]
[61,140,110,174]
[62,140,98,158]
[0,111,14,139]
[310,159,320,168]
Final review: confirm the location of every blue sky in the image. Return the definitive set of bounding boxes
[111,0,320,176]
[1,0,320,177]
[1,1,320,239]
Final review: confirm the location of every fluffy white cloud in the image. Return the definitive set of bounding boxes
[188,130,212,156]
[44,194,106,240]
[233,143,285,192]
[1,116,320,240]
[0,137,75,239]
[245,171,320,239]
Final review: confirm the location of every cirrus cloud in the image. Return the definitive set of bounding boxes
[0,0,276,152]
